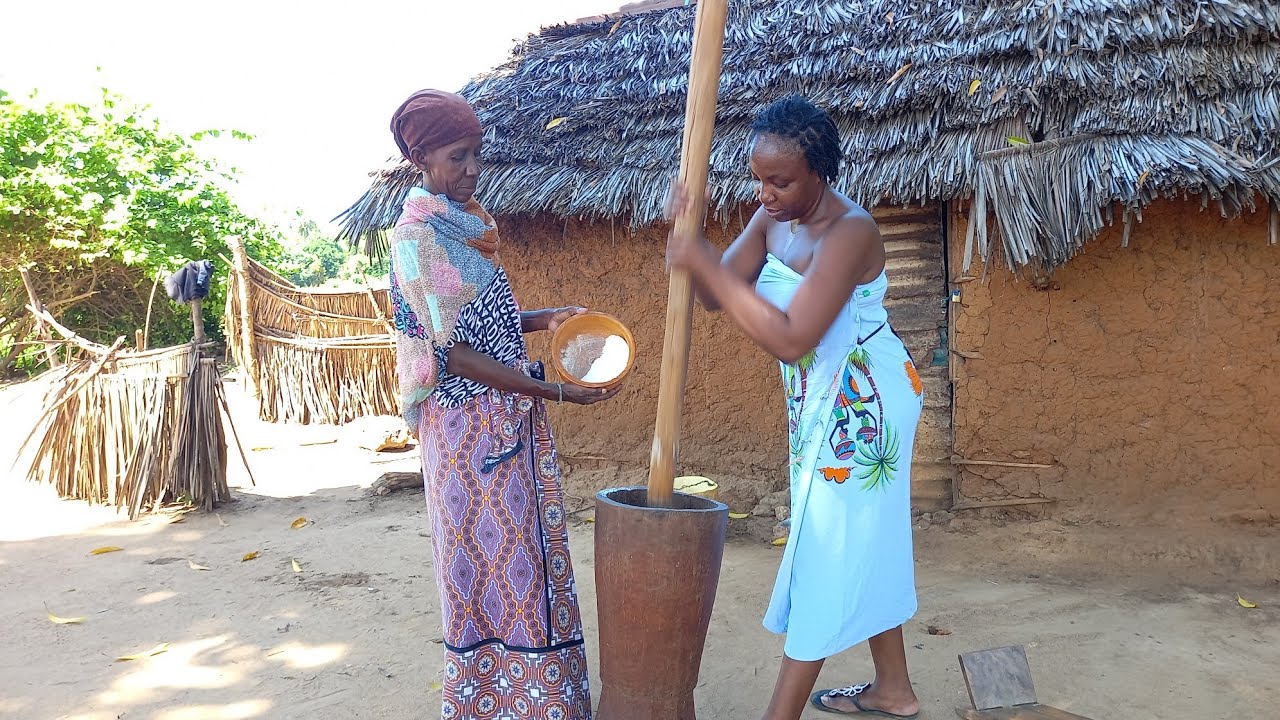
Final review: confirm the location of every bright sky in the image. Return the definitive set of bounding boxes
[0,0,612,231]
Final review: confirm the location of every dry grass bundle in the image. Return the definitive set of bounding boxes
[254,332,398,424]
[224,253,399,425]
[18,340,232,519]
[247,258,391,318]
[166,356,232,512]
[246,287,388,339]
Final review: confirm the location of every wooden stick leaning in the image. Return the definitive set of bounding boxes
[20,268,63,368]
[646,0,730,508]
[142,272,160,351]
[14,336,126,469]
[217,384,257,487]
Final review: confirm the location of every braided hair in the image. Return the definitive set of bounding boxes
[749,96,842,184]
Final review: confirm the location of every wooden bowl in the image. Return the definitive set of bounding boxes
[550,312,636,389]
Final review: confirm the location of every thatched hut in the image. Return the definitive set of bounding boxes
[339,0,1280,522]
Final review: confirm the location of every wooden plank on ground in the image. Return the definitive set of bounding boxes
[959,645,1038,710]
[956,705,1095,720]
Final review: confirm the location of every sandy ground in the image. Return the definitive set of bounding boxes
[2,379,1278,720]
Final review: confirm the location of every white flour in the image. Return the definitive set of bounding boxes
[580,335,629,384]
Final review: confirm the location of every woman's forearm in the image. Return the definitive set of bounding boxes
[691,266,724,312]
[684,228,764,314]
[689,255,810,363]
[445,342,558,400]
[674,242,725,312]
[520,310,549,333]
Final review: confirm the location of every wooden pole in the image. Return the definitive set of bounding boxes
[951,497,1055,511]
[190,299,207,346]
[646,0,729,508]
[951,457,1055,469]
[142,272,161,351]
[226,236,260,402]
[946,201,964,511]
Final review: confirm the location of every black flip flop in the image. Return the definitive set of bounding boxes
[810,686,920,719]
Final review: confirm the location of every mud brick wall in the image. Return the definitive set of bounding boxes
[950,199,1280,524]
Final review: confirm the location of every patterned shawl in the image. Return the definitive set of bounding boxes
[389,187,501,427]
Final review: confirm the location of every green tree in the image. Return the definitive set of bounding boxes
[283,234,347,287]
[278,219,387,288]
[0,87,283,372]
[337,252,388,286]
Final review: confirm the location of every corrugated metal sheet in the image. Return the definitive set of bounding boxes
[872,204,953,510]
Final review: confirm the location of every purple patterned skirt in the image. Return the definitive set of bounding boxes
[419,388,591,720]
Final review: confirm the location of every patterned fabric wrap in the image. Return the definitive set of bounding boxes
[420,365,591,720]
[394,192,591,718]
[757,255,923,662]
[389,187,504,428]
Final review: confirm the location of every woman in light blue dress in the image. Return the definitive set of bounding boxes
[666,96,923,719]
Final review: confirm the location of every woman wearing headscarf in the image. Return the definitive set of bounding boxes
[388,89,617,720]
[667,96,923,719]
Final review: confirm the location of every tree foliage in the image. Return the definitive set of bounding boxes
[0,87,283,372]
[279,219,388,289]
[281,220,346,287]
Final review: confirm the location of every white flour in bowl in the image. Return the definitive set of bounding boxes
[580,335,630,383]
[561,334,629,384]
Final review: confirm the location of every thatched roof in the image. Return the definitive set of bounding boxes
[337,0,1280,268]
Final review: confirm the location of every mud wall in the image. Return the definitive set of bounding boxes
[950,200,1280,524]
[498,214,787,509]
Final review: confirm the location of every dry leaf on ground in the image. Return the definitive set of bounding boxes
[116,643,170,662]
[45,604,85,625]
